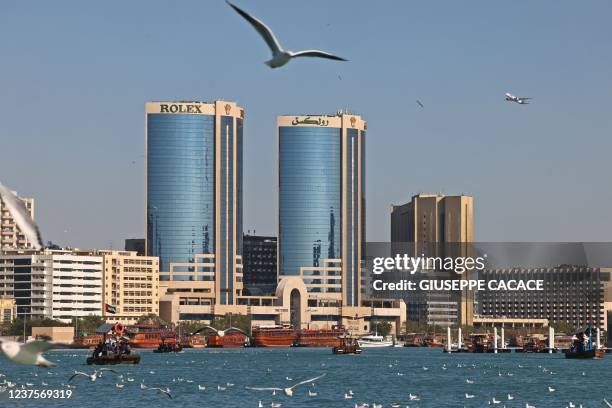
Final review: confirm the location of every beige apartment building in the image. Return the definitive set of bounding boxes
[391,193,473,244]
[391,193,474,326]
[1,193,35,249]
[101,250,159,323]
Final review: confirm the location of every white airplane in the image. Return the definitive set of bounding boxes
[505,92,532,105]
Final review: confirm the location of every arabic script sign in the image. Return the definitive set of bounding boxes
[291,116,329,126]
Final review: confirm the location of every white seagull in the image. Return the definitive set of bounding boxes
[246,373,326,397]
[68,368,118,383]
[465,393,474,399]
[0,183,44,249]
[0,340,66,367]
[226,1,347,68]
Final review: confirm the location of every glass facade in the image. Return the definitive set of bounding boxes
[147,114,215,272]
[278,126,342,277]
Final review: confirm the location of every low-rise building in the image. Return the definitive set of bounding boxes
[100,250,159,323]
[31,326,74,343]
[0,298,15,322]
[477,266,611,331]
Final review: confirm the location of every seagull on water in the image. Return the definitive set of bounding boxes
[198,384,206,391]
[409,393,420,401]
[226,1,347,68]
[246,373,326,397]
[465,393,474,399]
[548,386,556,392]
[466,379,474,384]
[344,393,353,399]
[0,340,67,367]
[508,394,514,400]
[0,183,44,249]
[308,389,317,397]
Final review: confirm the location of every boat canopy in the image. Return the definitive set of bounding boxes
[95,323,117,334]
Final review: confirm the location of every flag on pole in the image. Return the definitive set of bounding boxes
[105,303,117,314]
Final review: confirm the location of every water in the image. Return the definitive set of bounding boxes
[1,347,611,407]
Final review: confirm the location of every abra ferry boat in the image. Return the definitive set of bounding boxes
[296,326,347,347]
[565,325,605,359]
[251,326,296,347]
[126,324,178,349]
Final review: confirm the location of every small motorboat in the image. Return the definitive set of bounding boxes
[333,336,362,354]
[87,353,141,365]
[153,342,183,353]
[564,324,605,359]
[358,333,393,348]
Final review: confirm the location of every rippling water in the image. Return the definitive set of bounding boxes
[0,347,610,407]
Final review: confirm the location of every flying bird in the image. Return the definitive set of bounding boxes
[505,92,532,105]
[246,373,326,397]
[0,340,66,367]
[226,1,347,68]
[416,100,424,109]
[0,182,44,249]
[146,387,172,399]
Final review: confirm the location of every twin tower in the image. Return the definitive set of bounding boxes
[145,101,366,309]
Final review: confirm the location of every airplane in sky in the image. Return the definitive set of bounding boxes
[505,92,532,105]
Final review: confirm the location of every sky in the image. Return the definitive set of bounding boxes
[1,1,611,249]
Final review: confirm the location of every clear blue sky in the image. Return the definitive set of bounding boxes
[1,1,611,249]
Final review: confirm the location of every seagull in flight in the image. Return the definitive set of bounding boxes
[0,340,66,367]
[68,368,118,382]
[505,92,532,105]
[0,182,44,249]
[246,373,326,396]
[145,386,172,399]
[226,1,347,68]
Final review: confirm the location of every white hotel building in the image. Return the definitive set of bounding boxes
[0,249,103,322]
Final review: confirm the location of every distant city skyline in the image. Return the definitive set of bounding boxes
[1,1,611,249]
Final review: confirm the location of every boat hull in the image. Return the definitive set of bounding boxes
[296,329,346,347]
[564,349,605,359]
[207,333,248,348]
[251,328,296,347]
[87,354,141,365]
[358,341,394,348]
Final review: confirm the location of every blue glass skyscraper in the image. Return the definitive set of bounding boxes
[278,113,366,307]
[146,101,243,305]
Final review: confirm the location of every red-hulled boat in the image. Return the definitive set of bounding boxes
[251,326,296,347]
[207,332,248,348]
[126,324,178,349]
[296,326,347,347]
